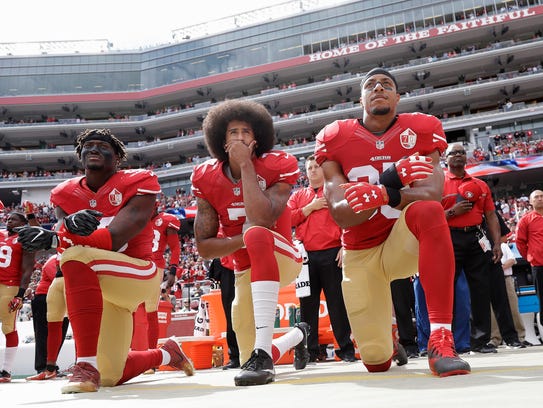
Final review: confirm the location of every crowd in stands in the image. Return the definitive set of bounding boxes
[3,122,540,184]
[1,169,83,181]
[470,130,543,162]
[494,194,533,242]
[0,202,57,227]
[2,34,541,147]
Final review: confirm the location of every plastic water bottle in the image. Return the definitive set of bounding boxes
[274,307,281,328]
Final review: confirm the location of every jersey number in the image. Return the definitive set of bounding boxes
[226,207,246,221]
[347,163,400,219]
[0,245,13,268]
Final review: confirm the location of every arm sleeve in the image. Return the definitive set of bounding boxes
[515,219,528,260]
[167,232,181,265]
[59,226,112,251]
[287,192,307,227]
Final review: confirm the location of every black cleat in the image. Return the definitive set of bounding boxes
[392,339,408,366]
[335,348,357,362]
[293,322,310,370]
[222,359,240,370]
[472,343,497,354]
[0,370,11,383]
[405,345,420,359]
[234,349,275,386]
[505,340,525,349]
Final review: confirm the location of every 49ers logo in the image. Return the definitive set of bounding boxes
[400,128,417,149]
[257,175,267,191]
[109,188,123,206]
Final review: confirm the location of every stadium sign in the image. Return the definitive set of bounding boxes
[308,6,539,62]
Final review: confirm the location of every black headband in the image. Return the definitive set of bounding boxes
[363,68,398,90]
[80,133,116,146]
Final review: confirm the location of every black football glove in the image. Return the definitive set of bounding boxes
[63,209,103,236]
[15,226,58,251]
[169,264,178,276]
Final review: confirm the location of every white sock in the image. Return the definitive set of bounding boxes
[76,356,98,369]
[251,280,280,357]
[2,347,17,373]
[161,349,170,366]
[272,326,303,359]
[430,323,452,332]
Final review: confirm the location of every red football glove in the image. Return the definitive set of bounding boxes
[380,155,433,189]
[23,201,35,215]
[0,200,4,211]
[8,297,23,313]
[341,182,390,213]
[396,155,434,185]
[8,288,25,313]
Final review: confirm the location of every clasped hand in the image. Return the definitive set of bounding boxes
[64,209,103,236]
[380,155,433,189]
[15,226,58,251]
[16,209,102,252]
[340,182,389,213]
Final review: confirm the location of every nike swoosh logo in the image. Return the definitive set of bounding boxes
[31,229,44,243]
[255,326,268,330]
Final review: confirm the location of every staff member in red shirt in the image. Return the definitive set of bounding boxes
[442,143,502,353]
[288,155,355,362]
[516,189,543,326]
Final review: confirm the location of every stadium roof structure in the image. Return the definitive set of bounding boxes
[0,39,112,56]
[171,0,350,42]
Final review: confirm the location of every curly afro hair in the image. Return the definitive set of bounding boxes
[203,100,276,162]
[75,129,127,162]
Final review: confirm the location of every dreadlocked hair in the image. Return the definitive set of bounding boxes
[74,129,128,162]
[203,99,275,162]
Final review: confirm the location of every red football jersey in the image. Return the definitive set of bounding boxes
[51,169,161,260]
[191,150,300,271]
[314,114,448,249]
[151,212,181,268]
[0,231,24,286]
